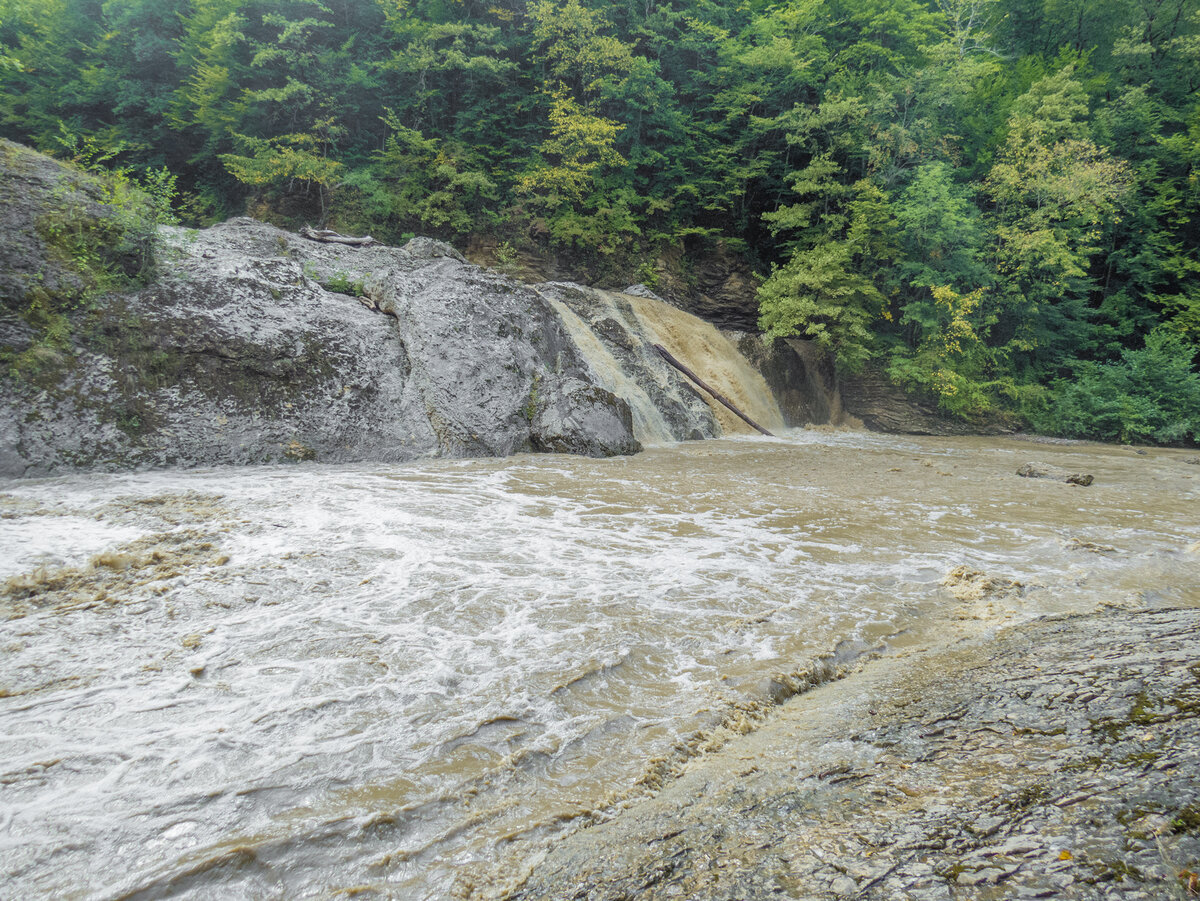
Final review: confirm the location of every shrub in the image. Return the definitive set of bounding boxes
[1033,329,1200,444]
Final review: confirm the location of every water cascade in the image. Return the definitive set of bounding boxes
[539,283,787,445]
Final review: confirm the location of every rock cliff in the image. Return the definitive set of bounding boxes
[0,213,645,477]
[0,141,665,477]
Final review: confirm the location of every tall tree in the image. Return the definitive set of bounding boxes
[984,66,1132,373]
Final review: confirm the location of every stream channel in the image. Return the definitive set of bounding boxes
[2,431,1198,899]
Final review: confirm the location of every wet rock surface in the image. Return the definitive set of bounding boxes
[732,335,847,428]
[838,368,1001,437]
[1017,462,1095,486]
[649,242,762,333]
[500,607,1200,900]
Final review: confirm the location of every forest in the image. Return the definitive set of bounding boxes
[1,0,1199,443]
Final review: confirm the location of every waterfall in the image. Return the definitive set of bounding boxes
[547,298,681,445]
[539,283,787,445]
[623,293,787,436]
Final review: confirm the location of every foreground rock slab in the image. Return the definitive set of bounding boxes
[498,608,1200,900]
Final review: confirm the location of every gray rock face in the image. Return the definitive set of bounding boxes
[1,207,641,477]
[364,248,641,459]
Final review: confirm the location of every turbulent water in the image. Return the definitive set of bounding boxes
[2,433,1198,900]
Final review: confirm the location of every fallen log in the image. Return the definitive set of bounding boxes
[652,343,774,437]
[299,226,377,247]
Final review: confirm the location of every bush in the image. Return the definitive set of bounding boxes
[1033,329,1200,444]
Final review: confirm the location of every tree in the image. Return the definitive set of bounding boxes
[895,161,991,294]
[518,88,626,204]
[888,284,1001,415]
[527,0,635,105]
[758,240,887,369]
[891,160,996,396]
[759,172,897,369]
[984,67,1132,374]
[1038,328,1200,442]
[172,0,251,160]
[0,0,105,148]
[220,117,344,222]
[354,111,497,238]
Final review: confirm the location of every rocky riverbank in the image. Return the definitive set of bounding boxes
[494,605,1200,900]
[4,139,994,479]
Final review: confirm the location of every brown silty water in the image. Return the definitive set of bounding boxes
[1,433,1196,900]
[1,294,1197,899]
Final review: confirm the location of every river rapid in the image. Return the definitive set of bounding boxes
[2,432,1198,899]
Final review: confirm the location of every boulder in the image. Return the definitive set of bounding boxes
[0,143,643,476]
[622,283,664,301]
[530,377,640,457]
[1017,462,1094,486]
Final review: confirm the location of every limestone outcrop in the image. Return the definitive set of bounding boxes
[500,607,1200,901]
[0,214,644,477]
[0,142,658,476]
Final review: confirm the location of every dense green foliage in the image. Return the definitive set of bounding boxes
[2,0,1198,442]
[1,136,178,382]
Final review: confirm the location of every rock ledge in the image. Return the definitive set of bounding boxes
[498,607,1200,901]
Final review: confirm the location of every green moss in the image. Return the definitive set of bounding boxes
[1170,802,1200,835]
[1083,858,1143,884]
[935,862,970,883]
[322,271,367,297]
[524,372,542,422]
[115,410,144,437]
[1119,750,1162,767]
[5,156,167,390]
[283,439,317,462]
[1116,803,1164,828]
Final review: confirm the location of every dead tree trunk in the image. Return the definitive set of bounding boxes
[299,226,377,247]
[652,344,774,437]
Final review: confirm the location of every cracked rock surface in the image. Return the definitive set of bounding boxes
[499,607,1200,901]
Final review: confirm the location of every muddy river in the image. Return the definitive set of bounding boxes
[1,432,1197,899]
